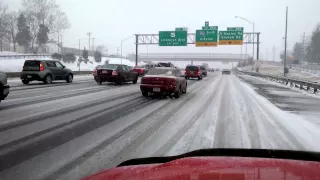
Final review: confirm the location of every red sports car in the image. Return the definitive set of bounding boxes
[140,67,187,98]
[133,65,147,76]
[83,148,320,180]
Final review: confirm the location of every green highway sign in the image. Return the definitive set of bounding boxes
[196,29,218,47]
[219,30,244,45]
[175,27,188,31]
[202,26,218,30]
[227,27,244,31]
[159,31,187,46]
[205,21,209,26]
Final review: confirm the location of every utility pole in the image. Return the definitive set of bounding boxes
[78,39,81,56]
[284,7,288,76]
[87,32,92,51]
[273,45,275,61]
[92,38,95,52]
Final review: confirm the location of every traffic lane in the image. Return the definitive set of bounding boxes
[53,73,320,180]
[7,75,94,87]
[0,73,217,180]
[0,75,207,148]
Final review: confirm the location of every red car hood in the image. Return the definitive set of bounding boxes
[83,156,320,180]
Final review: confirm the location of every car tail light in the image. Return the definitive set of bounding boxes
[39,62,44,71]
[112,70,117,76]
[93,69,97,75]
[184,70,187,74]
[197,70,200,75]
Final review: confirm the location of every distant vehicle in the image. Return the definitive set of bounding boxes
[184,65,203,80]
[207,68,215,72]
[199,65,208,76]
[93,64,138,85]
[21,59,73,84]
[215,68,220,71]
[156,62,175,68]
[133,65,148,76]
[0,71,9,103]
[140,67,187,98]
[222,69,231,75]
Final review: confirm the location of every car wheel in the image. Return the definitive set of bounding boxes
[142,91,148,97]
[133,76,138,84]
[182,83,187,94]
[44,75,52,84]
[117,77,124,85]
[174,87,181,99]
[198,76,201,80]
[66,74,73,83]
[22,80,29,84]
[96,80,102,85]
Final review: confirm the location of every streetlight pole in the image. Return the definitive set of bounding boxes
[235,16,255,62]
[284,7,289,76]
[121,36,133,64]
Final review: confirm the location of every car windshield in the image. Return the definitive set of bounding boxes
[146,68,174,75]
[100,64,118,69]
[186,66,199,71]
[2,0,320,180]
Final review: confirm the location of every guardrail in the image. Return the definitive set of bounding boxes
[5,71,93,78]
[239,70,320,93]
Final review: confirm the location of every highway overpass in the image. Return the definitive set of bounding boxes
[128,53,247,62]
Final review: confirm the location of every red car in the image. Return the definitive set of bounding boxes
[83,148,320,180]
[140,67,187,98]
[133,65,147,76]
[185,65,203,80]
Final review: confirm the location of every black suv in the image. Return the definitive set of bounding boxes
[21,60,73,84]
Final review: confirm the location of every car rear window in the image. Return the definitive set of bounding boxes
[24,61,40,67]
[147,68,174,75]
[186,66,199,71]
[135,65,145,68]
[100,64,118,70]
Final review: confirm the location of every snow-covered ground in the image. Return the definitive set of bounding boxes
[0,56,142,72]
[240,64,320,83]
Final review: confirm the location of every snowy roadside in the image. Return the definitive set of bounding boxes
[0,56,143,73]
[239,64,320,83]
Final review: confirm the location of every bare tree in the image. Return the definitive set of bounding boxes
[0,0,8,24]
[21,0,70,51]
[3,12,18,51]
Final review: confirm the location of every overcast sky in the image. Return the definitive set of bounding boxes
[5,0,320,60]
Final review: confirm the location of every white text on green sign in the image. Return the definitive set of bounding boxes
[227,27,244,31]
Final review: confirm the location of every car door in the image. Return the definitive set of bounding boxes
[45,61,60,80]
[117,65,128,81]
[125,65,136,81]
[174,69,186,89]
[55,61,68,79]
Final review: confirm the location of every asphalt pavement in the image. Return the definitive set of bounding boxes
[0,72,320,180]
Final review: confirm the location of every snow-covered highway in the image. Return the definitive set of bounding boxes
[0,72,320,180]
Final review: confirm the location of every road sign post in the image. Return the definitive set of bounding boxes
[159,31,187,46]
